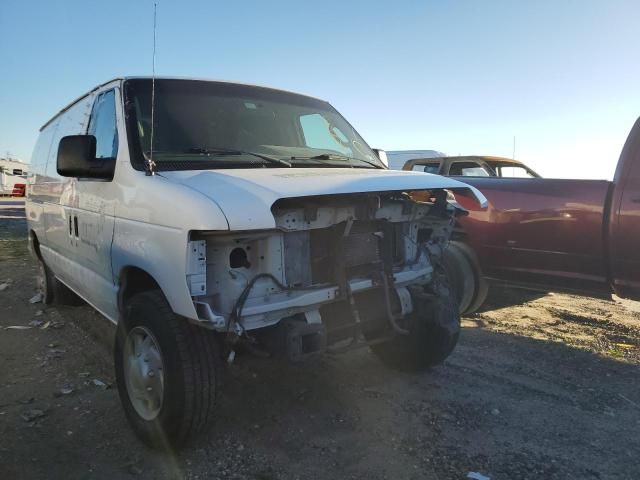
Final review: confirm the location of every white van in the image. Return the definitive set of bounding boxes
[26,77,486,448]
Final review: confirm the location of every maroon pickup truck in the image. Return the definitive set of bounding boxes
[407,119,640,314]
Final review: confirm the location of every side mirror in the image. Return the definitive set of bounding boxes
[57,135,114,180]
[372,149,388,168]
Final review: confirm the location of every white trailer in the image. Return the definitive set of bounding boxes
[0,158,29,195]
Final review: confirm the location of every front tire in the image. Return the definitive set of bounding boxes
[114,290,223,449]
[370,269,460,372]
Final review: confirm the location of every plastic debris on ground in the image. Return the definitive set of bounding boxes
[467,472,491,480]
[29,293,43,304]
[92,379,110,390]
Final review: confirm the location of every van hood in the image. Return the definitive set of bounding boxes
[161,167,487,230]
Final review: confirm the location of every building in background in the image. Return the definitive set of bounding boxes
[0,156,29,196]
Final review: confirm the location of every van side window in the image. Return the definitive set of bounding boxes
[88,90,118,159]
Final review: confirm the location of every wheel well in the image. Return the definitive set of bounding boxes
[29,230,43,260]
[118,267,161,313]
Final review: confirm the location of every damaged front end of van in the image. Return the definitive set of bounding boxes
[176,170,487,369]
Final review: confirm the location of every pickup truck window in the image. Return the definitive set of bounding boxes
[449,161,491,176]
[123,79,381,171]
[496,165,535,178]
[88,90,118,160]
[412,163,440,174]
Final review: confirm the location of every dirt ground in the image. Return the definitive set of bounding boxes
[1,197,639,480]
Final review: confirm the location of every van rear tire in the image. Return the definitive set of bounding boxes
[37,258,83,306]
[114,290,224,450]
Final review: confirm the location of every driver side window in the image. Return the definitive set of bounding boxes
[88,90,118,159]
[299,113,352,156]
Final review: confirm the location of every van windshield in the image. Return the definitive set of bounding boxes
[123,79,382,171]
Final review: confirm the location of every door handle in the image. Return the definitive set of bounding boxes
[632,197,640,204]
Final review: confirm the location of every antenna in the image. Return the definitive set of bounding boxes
[146,1,158,176]
[512,136,516,160]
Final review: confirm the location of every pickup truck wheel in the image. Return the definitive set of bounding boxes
[465,272,489,314]
[452,241,489,315]
[37,258,83,306]
[114,290,223,449]
[369,269,460,372]
[442,243,475,314]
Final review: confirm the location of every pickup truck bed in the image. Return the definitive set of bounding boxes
[433,117,640,312]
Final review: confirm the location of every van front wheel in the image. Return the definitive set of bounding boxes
[369,268,460,372]
[114,290,223,449]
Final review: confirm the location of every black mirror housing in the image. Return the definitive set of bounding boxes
[57,135,115,180]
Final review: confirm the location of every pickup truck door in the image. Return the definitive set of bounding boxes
[609,118,640,300]
[456,177,612,296]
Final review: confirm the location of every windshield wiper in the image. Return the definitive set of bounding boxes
[184,147,292,167]
[291,153,383,169]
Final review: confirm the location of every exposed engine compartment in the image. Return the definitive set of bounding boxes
[190,189,463,359]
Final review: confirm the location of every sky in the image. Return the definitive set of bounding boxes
[1,0,639,179]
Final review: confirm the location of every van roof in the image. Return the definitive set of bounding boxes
[40,77,327,131]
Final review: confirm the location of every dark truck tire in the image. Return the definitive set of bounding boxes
[443,241,490,315]
[369,269,460,372]
[442,242,475,313]
[37,258,84,306]
[114,290,223,450]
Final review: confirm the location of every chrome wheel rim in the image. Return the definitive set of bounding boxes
[123,326,165,421]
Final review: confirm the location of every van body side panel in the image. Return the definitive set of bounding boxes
[40,244,119,321]
[39,95,95,289]
[34,84,123,318]
[609,117,640,300]
[25,124,57,242]
[110,171,229,321]
[111,220,197,319]
[66,86,124,317]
